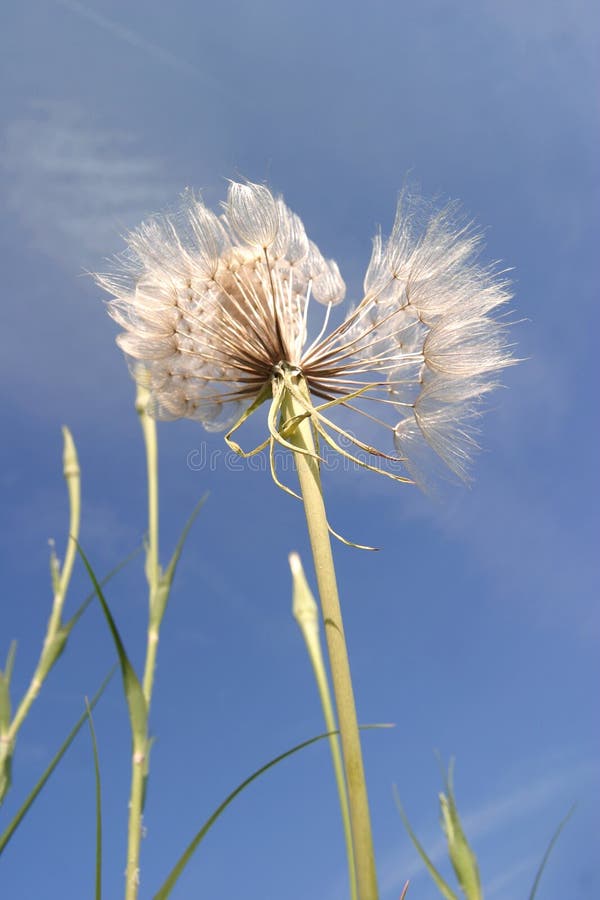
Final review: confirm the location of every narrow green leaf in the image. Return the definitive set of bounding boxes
[85,699,103,900]
[154,725,390,900]
[58,426,81,601]
[0,751,12,807]
[0,680,11,739]
[163,495,208,587]
[0,643,17,732]
[1,644,18,802]
[77,543,148,747]
[393,785,459,900]
[527,805,576,900]
[3,641,17,684]
[24,545,143,698]
[0,667,115,855]
[152,494,208,627]
[37,625,70,681]
[1,549,141,745]
[67,545,143,631]
[437,759,482,900]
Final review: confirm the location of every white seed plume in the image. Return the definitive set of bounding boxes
[96,181,513,486]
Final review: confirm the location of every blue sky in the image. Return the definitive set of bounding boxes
[1,1,598,898]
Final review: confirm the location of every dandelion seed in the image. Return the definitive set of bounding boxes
[96,180,513,487]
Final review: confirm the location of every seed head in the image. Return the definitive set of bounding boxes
[96,181,513,487]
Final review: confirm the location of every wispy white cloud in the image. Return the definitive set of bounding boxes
[0,99,176,268]
[485,854,539,898]
[0,100,183,424]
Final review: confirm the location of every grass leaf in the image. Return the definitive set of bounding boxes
[528,805,576,900]
[0,642,17,732]
[0,668,115,855]
[154,725,390,899]
[77,543,148,746]
[85,699,103,900]
[153,495,209,625]
[393,785,459,900]
[438,759,482,899]
[67,545,143,631]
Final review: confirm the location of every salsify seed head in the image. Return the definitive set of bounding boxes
[96,180,514,487]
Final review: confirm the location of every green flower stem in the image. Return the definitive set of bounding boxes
[290,552,358,900]
[125,381,162,900]
[282,379,379,900]
[3,428,80,771]
[54,428,81,626]
[125,743,147,900]
[137,382,161,706]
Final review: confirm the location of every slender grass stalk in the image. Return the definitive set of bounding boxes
[77,542,149,900]
[289,552,358,900]
[282,377,378,900]
[125,380,162,900]
[126,748,147,900]
[123,378,206,899]
[1,428,81,803]
[8,428,80,739]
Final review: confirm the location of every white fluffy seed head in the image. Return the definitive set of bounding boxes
[224,181,279,248]
[312,259,346,306]
[97,180,514,488]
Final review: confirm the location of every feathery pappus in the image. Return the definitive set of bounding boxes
[96,181,513,487]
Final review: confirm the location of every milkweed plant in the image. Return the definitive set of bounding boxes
[2,179,568,899]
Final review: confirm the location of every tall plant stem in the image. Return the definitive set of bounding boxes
[1,428,81,804]
[139,386,160,707]
[290,552,358,900]
[125,744,146,900]
[125,381,162,900]
[282,377,379,900]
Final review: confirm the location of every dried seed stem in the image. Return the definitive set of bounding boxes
[281,371,379,900]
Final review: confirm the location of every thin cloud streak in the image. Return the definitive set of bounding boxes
[54,0,202,79]
[1,100,175,267]
[486,854,539,898]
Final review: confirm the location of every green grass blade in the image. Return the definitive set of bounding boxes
[0,667,115,855]
[393,785,459,900]
[0,642,17,732]
[437,758,482,900]
[85,699,103,900]
[77,543,148,746]
[153,725,390,899]
[150,493,208,628]
[0,548,139,803]
[2,641,16,685]
[527,805,576,900]
[0,644,17,801]
[161,495,208,589]
[67,545,143,630]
